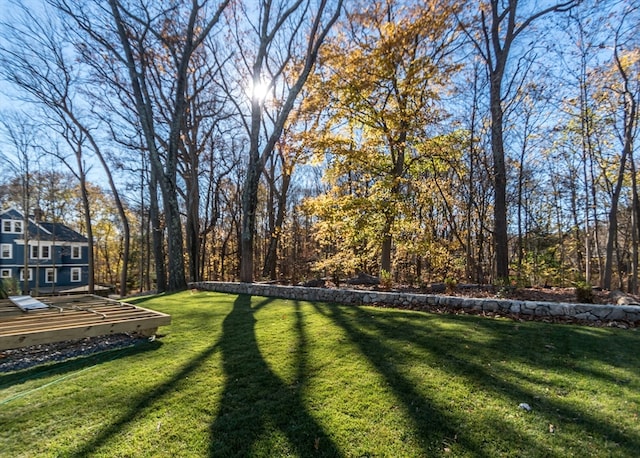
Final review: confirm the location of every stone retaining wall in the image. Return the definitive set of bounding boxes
[190,281,640,326]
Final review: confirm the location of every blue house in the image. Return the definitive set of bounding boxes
[0,208,89,294]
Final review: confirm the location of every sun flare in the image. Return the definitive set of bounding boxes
[249,80,271,102]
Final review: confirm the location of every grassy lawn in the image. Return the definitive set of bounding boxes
[1,291,639,457]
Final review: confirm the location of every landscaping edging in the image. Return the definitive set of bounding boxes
[190,281,640,326]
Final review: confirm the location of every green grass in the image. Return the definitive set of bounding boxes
[1,291,639,457]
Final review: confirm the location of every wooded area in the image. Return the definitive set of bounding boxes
[0,0,638,294]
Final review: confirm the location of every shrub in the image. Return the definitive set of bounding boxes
[0,278,18,299]
[379,270,392,290]
[444,277,457,293]
[494,277,515,299]
[575,281,594,304]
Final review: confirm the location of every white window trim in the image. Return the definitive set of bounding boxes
[70,267,82,282]
[30,243,52,260]
[71,245,81,259]
[1,220,23,234]
[1,244,12,259]
[45,268,57,284]
[20,268,33,281]
[0,268,11,278]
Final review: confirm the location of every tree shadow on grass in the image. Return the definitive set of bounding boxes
[209,294,341,457]
[315,302,640,456]
[0,340,162,391]
[68,338,221,457]
[310,302,491,457]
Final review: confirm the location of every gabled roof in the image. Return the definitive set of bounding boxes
[36,222,87,243]
[1,208,88,243]
[0,208,22,220]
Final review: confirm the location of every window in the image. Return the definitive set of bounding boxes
[20,268,33,281]
[0,269,11,278]
[2,220,23,233]
[30,245,51,259]
[45,268,57,283]
[70,267,82,282]
[1,244,11,259]
[71,245,81,259]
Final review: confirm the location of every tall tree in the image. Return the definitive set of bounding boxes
[602,6,639,290]
[462,0,580,283]
[306,0,460,275]
[0,113,39,293]
[0,3,134,295]
[175,49,229,284]
[219,0,343,282]
[51,0,230,291]
[261,137,294,280]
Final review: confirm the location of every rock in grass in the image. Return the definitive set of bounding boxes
[518,402,532,412]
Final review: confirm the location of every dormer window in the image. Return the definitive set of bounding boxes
[1,219,23,234]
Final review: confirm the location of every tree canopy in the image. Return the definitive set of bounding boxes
[1,0,639,294]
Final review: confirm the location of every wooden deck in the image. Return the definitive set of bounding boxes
[0,295,171,351]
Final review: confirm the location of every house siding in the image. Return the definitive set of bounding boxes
[0,208,89,294]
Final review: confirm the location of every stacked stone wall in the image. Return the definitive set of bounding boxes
[190,282,640,326]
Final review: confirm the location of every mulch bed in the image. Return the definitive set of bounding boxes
[0,333,150,373]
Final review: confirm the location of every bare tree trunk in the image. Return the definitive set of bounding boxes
[262,149,292,280]
[465,64,481,282]
[21,161,30,295]
[380,231,393,274]
[579,32,593,284]
[262,171,291,281]
[604,41,637,290]
[630,155,639,294]
[186,163,201,283]
[516,129,528,280]
[240,152,261,282]
[603,148,628,290]
[77,124,130,297]
[591,158,604,285]
[149,166,166,293]
[76,149,95,295]
[474,0,579,284]
[490,78,510,282]
[138,164,146,292]
[238,0,343,283]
